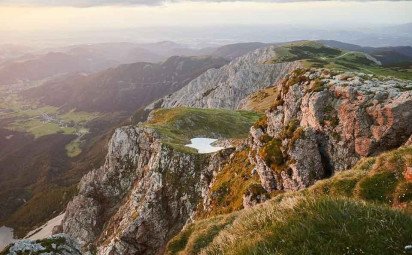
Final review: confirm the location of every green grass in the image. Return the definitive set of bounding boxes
[273,41,343,63]
[356,171,399,204]
[166,196,412,255]
[145,108,261,153]
[205,197,412,255]
[309,146,412,209]
[166,214,238,255]
[0,93,99,138]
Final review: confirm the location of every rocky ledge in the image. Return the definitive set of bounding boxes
[249,69,412,192]
[1,234,81,255]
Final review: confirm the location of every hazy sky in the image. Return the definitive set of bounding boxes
[0,1,411,32]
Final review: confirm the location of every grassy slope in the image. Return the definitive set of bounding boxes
[241,86,279,113]
[165,145,412,255]
[308,145,412,212]
[272,41,412,80]
[145,108,261,153]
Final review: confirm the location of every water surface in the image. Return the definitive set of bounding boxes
[185,138,224,153]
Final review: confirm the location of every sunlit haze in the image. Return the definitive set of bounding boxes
[1,1,412,46]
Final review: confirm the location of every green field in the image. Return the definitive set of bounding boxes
[145,108,261,153]
[0,93,100,156]
[8,119,76,138]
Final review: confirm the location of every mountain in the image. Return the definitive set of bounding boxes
[24,56,228,113]
[23,67,410,255]
[158,45,301,109]
[0,52,119,85]
[2,41,412,255]
[0,42,207,85]
[0,41,269,86]
[156,41,412,111]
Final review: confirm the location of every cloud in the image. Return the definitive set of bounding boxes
[0,0,405,7]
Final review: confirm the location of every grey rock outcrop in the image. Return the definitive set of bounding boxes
[250,69,412,191]
[62,126,233,255]
[158,46,301,109]
[2,234,81,255]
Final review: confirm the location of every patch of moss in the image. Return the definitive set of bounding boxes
[309,78,325,92]
[279,118,299,140]
[259,138,284,172]
[356,171,399,204]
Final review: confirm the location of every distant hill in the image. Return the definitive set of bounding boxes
[0,42,177,85]
[23,55,228,113]
[0,44,33,64]
[319,40,412,66]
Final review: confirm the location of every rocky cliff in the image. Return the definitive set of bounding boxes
[55,107,263,255]
[158,46,301,109]
[60,125,234,255]
[249,68,412,192]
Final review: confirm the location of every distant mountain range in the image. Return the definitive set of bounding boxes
[0,41,269,85]
[23,56,228,113]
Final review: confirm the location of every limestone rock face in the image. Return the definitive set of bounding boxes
[62,126,233,255]
[250,69,412,191]
[158,46,301,109]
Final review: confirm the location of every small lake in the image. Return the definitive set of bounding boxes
[185,138,224,153]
